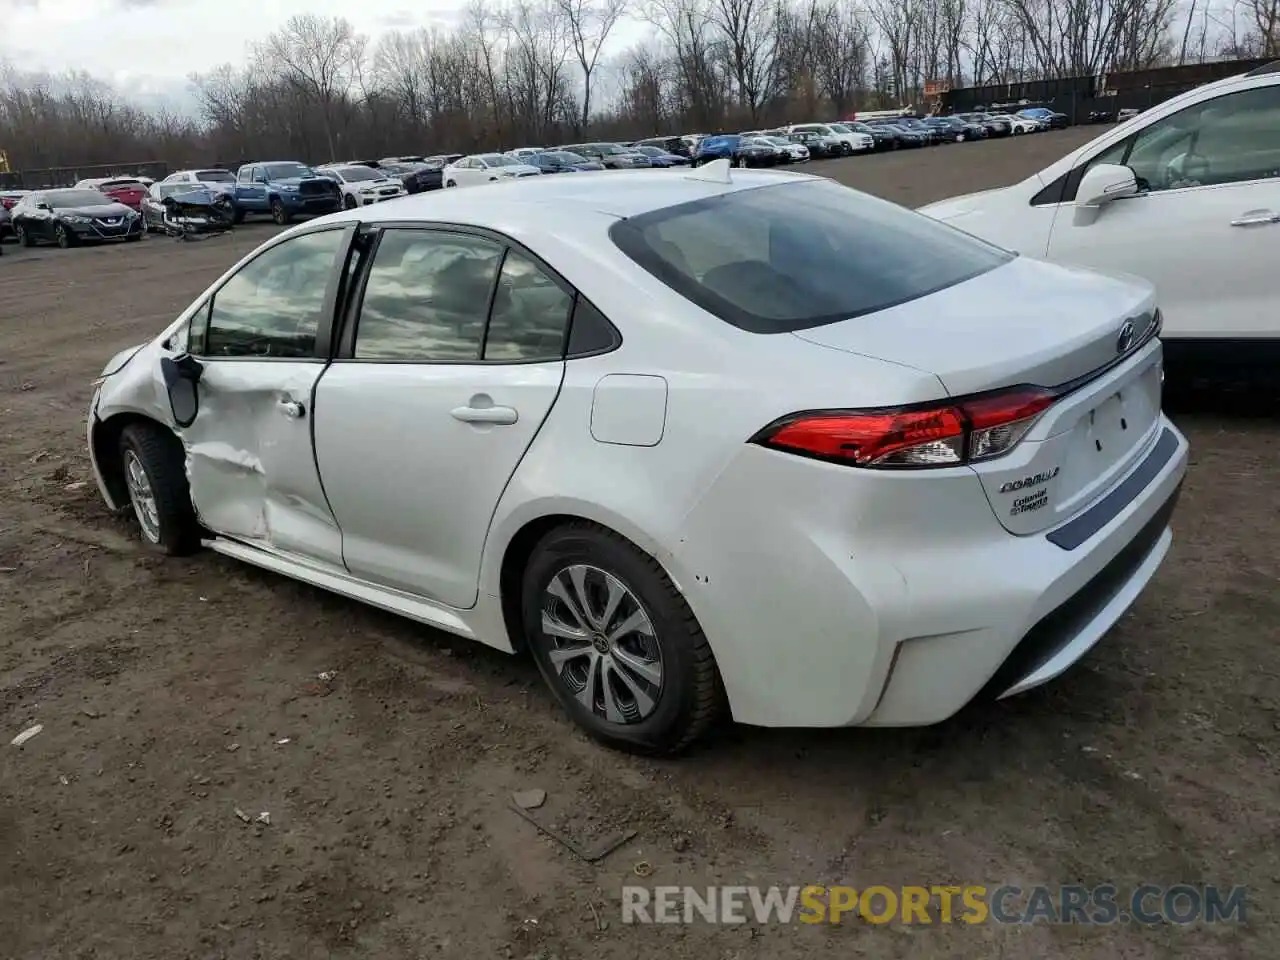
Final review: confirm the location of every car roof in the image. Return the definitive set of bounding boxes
[324,167,823,225]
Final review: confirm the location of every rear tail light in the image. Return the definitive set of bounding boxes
[751,385,1059,469]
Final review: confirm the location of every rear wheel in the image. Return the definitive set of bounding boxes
[15,223,32,246]
[118,423,201,555]
[521,523,724,755]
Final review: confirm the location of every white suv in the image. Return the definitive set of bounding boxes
[920,61,1280,366]
[786,122,873,155]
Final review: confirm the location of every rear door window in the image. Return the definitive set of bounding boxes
[352,229,503,361]
[609,180,1013,334]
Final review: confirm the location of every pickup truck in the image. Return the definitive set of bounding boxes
[231,161,343,224]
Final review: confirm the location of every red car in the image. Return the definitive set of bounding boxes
[74,177,149,211]
[1,190,29,210]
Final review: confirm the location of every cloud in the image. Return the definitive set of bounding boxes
[376,9,416,28]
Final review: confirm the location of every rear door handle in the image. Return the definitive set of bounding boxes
[1229,209,1280,227]
[451,405,518,425]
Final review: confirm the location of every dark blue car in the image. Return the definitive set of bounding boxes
[693,134,777,167]
[528,150,606,173]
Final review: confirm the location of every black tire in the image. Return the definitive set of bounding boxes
[118,423,201,556]
[343,194,358,210]
[521,522,724,755]
[270,198,290,225]
[232,205,246,224]
[55,223,73,248]
[15,223,33,247]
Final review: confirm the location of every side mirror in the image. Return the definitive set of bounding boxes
[159,354,204,428]
[1073,162,1138,225]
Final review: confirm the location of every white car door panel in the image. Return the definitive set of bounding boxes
[312,227,574,608]
[1046,179,1280,340]
[174,226,353,566]
[314,363,563,606]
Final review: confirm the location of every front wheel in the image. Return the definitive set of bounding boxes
[118,423,201,555]
[54,223,73,248]
[735,156,748,168]
[521,523,724,755]
[343,194,358,210]
[270,198,291,225]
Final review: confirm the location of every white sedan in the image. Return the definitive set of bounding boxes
[443,153,542,187]
[988,113,1040,135]
[86,162,1187,754]
[921,61,1280,367]
[315,164,406,208]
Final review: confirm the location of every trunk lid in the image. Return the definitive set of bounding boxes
[791,256,1157,397]
[792,256,1164,535]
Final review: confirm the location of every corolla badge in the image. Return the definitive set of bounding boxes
[1116,320,1136,354]
[998,466,1060,494]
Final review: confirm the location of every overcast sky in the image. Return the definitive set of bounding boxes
[0,0,507,112]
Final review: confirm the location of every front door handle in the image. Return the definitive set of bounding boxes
[451,404,518,425]
[277,398,305,419]
[1229,209,1280,227]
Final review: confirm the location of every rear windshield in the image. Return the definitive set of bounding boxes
[608,180,1014,334]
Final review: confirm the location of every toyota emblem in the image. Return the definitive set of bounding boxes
[1116,320,1136,354]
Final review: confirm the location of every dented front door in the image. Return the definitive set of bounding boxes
[176,225,354,567]
[181,360,341,566]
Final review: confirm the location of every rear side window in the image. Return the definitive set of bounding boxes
[353,229,503,361]
[609,180,1014,334]
[483,251,573,361]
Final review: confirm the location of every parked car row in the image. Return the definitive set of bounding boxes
[0,105,1075,251]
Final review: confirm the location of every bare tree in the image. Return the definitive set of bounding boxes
[709,0,780,122]
[556,0,628,129]
[264,14,366,161]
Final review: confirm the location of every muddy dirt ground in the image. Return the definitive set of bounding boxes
[2,130,1278,959]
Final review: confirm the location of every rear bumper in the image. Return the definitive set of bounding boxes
[864,419,1186,725]
[667,415,1188,728]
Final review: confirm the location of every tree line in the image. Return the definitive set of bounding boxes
[1,0,1277,173]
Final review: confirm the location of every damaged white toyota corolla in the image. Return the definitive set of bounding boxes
[87,162,1188,754]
